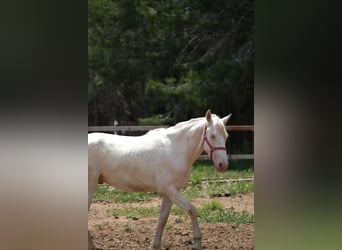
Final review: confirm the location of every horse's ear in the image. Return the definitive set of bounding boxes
[221,113,232,125]
[205,109,212,122]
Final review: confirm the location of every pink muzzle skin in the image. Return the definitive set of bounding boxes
[201,126,227,161]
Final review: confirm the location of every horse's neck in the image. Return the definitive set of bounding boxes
[169,119,205,165]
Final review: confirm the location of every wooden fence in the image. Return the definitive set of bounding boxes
[88,125,254,160]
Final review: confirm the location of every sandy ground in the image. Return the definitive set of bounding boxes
[89,193,254,249]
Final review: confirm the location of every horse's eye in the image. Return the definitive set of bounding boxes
[211,134,216,139]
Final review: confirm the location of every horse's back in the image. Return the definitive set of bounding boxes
[88,132,176,192]
[88,131,164,150]
[88,132,114,144]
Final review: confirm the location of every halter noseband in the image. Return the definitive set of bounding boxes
[201,125,227,160]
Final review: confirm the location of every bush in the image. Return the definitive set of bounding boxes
[138,114,174,125]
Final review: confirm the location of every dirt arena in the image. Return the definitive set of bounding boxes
[89,193,254,249]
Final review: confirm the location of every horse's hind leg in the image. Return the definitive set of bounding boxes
[152,197,173,250]
[88,182,97,210]
[88,230,97,250]
[88,168,100,250]
[88,169,100,210]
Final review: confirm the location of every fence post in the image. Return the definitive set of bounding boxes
[113,120,118,135]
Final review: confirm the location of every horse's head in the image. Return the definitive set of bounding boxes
[202,110,232,172]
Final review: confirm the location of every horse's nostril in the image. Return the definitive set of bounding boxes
[219,163,222,168]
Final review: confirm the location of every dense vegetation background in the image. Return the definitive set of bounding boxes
[88,0,253,153]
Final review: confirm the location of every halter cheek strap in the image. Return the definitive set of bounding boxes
[201,126,226,160]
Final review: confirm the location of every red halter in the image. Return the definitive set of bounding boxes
[201,125,227,160]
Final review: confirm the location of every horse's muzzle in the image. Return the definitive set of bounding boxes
[215,161,228,172]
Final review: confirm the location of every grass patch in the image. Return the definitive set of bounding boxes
[201,199,224,211]
[108,199,253,224]
[94,179,253,203]
[199,207,254,224]
[171,205,187,216]
[207,181,254,197]
[198,199,254,224]
[94,185,158,202]
[190,172,203,186]
[192,161,254,180]
[181,184,206,200]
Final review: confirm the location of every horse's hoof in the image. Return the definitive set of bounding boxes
[88,244,95,250]
[151,244,161,250]
[88,243,103,250]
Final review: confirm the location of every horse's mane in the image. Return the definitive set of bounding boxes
[172,114,221,128]
[172,117,203,128]
[146,114,223,135]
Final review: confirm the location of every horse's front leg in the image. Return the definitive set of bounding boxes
[152,197,173,250]
[166,187,202,250]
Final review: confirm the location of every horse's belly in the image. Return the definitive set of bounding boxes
[113,183,154,193]
[101,169,156,193]
[105,180,155,193]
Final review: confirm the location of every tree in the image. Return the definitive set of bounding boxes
[88,0,253,126]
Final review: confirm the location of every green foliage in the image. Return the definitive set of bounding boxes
[198,200,253,224]
[108,200,254,224]
[175,217,183,223]
[207,180,254,197]
[201,199,225,211]
[190,172,203,186]
[88,0,253,126]
[198,206,254,224]
[138,114,174,125]
[192,161,254,179]
[181,184,206,200]
[88,0,253,156]
[170,206,184,216]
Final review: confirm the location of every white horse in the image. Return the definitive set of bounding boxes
[88,110,232,250]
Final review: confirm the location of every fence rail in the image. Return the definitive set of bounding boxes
[88,125,254,132]
[88,125,254,160]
